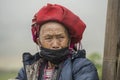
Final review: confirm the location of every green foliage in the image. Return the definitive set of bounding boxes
[87,52,102,80]
[0,70,18,80]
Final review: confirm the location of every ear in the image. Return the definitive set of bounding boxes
[36,38,41,46]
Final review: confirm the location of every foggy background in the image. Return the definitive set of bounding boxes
[0,0,108,70]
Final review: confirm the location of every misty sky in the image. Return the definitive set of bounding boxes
[0,0,108,69]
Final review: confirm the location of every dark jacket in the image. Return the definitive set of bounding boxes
[16,50,99,80]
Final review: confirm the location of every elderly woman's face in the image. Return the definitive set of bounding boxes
[37,22,69,50]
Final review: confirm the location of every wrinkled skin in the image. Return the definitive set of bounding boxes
[37,21,70,50]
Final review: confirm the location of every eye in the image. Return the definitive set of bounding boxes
[44,36,53,41]
[45,37,51,39]
[59,36,64,39]
[57,35,65,42]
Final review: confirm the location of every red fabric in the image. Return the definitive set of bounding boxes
[31,3,86,45]
[44,68,54,80]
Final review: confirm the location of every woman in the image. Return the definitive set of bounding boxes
[16,3,99,80]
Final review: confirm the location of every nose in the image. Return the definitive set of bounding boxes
[51,39,60,50]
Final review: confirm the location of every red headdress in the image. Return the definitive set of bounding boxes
[31,4,86,49]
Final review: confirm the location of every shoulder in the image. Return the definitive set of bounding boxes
[72,58,99,80]
[71,49,97,73]
[72,58,97,73]
[22,52,42,65]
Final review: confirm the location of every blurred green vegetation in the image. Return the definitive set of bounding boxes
[0,70,18,80]
[87,52,102,80]
[0,52,102,80]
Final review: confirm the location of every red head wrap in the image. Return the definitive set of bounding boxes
[31,4,86,46]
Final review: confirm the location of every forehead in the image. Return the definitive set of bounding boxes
[40,22,67,35]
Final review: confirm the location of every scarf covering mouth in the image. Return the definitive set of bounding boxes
[39,47,70,64]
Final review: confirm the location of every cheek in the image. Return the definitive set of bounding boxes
[61,38,69,47]
[40,39,51,48]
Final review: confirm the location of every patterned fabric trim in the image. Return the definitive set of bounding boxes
[25,59,43,80]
